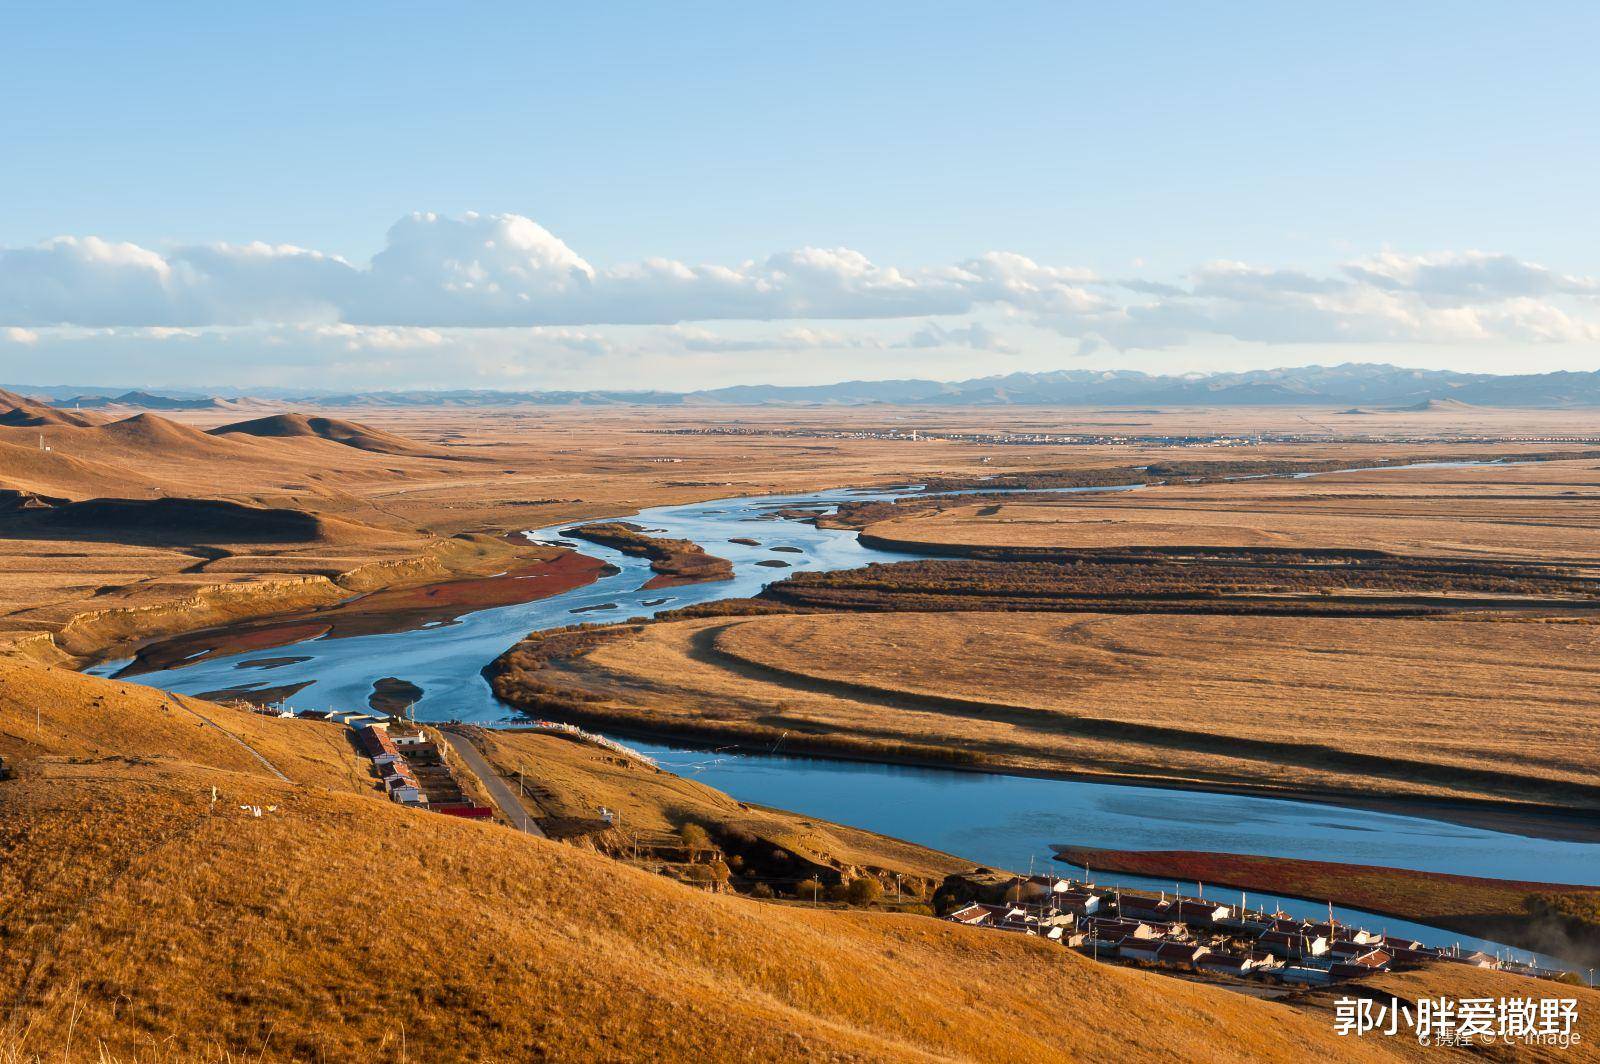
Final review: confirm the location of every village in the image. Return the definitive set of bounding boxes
[244,700,498,820]
[231,699,1583,994]
[650,425,1600,448]
[940,871,1576,989]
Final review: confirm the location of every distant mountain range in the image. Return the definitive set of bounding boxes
[10,363,1600,409]
[36,389,278,412]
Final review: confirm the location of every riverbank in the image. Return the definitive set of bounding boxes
[3,532,601,669]
[486,610,1600,834]
[452,724,971,895]
[481,682,1600,846]
[18,654,1462,1064]
[98,544,616,678]
[1051,846,1600,966]
[562,521,735,588]
[96,475,1600,897]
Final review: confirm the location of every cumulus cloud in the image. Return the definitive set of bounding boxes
[0,211,1103,329]
[1038,251,1600,351]
[1341,250,1600,304]
[1,212,1596,359]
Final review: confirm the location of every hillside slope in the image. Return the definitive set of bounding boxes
[211,413,449,457]
[2,495,408,547]
[0,437,166,497]
[0,396,105,428]
[7,663,1579,1062]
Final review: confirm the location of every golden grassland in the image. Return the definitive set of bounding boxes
[7,402,1597,662]
[460,726,970,884]
[7,405,1600,1059]
[9,760,1558,1064]
[0,657,372,794]
[0,404,1045,661]
[492,610,1600,815]
[861,457,1600,563]
[7,663,1568,1062]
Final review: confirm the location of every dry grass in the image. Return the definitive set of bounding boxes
[11,403,1596,662]
[0,659,372,795]
[464,726,969,884]
[4,707,1589,1062]
[492,610,1600,813]
[2,671,1508,1064]
[864,458,1600,563]
[0,405,1037,660]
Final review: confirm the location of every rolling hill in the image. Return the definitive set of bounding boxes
[4,659,1585,1061]
[211,412,451,457]
[0,396,105,428]
[0,436,166,497]
[0,495,403,546]
[99,411,256,456]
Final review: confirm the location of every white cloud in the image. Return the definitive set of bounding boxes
[1341,250,1600,304]
[2,326,38,345]
[1041,252,1600,351]
[1,212,1596,363]
[0,211,1101,328]
[1190,261,1350,299]
[902,321,1018,353]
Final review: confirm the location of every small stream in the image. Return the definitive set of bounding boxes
[92,467,1600,966]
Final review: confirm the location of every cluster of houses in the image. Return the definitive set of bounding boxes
[353,724,428,805]
[945,876,1566,986]
[349,720,493,820]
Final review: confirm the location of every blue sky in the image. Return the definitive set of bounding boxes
[2,2,1597,390]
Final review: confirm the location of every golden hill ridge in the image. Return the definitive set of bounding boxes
[3,661,1594,1062]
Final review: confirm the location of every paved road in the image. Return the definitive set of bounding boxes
[441,729,546,838]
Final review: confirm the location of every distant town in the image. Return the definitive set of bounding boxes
[942,872,1571,989]
[651,426,1600,448]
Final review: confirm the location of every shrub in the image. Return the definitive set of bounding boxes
[681,860,730,889]
[846,878,883,905]
[794,878,823,901]
[1524,892,1600,932]
[679,823,712,862]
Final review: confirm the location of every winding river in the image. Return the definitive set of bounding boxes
[92,478,1600,965]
